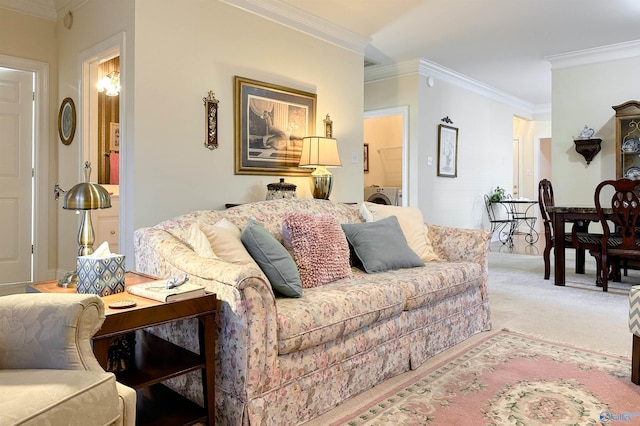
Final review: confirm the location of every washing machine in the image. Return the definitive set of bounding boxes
[364,187,402,206]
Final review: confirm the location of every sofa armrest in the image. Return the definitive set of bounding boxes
[0,293,105,372]
[134,226,280,399]
[426,224,491,266]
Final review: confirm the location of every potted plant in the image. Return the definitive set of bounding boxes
[489,186,506,202]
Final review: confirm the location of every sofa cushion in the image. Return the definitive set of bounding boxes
[391,261,484,310]
[341,216,424,273]
[274,274,406,354]
[0,369,120,426]
[282,212,352,288]
[360,202,441,262]
[242,218,302,298]
[186,224,218,259]
[200,219,258,266]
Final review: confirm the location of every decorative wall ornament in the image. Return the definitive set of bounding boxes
[441,116,453,124]
[58,97,76,145]
[203,91,219,150]
[324,114,333,138]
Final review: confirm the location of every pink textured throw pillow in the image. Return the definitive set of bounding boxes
[282,212,352,288]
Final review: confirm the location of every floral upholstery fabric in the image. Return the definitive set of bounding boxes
[134,198,491,425]
[0,293,136,426]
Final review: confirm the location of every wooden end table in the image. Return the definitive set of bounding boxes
[28,271,218,426]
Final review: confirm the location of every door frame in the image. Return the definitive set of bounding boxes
[78,33,126,260]
[0,54,51,282]
[363,106,409,206]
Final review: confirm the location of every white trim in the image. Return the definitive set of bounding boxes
[364,106,410,206]
[0,0,56,20]
[365,58,535,118]
[0,54,52,281]
[546,40,640,69]
[219,0,370,54]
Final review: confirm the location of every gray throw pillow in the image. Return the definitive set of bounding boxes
[341,216,425,273]
[241,218,302,298]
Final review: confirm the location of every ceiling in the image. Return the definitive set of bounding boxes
[7,0,640,107]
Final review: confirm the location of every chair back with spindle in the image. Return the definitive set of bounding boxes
[538,179,554,238]
[595,179,640,250]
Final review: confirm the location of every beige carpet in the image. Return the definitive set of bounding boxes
[303,251,634,425]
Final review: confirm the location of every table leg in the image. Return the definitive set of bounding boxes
[633,334,640,385]
[553,212,566,286]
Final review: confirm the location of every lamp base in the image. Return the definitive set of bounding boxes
[310,167,333,199]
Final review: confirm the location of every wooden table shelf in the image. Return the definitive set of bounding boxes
[28,272,217,426]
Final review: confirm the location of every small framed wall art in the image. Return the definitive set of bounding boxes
[203,91,219,150]
[58,97,76,145]
[437,124,458,177]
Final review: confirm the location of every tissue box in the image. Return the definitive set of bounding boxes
[76,255,126,296]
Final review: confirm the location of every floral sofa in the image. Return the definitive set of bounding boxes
[133,198,491,425]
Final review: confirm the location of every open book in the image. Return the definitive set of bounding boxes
[127,281,206,302]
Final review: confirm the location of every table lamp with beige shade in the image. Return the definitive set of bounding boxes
[298,136,342,199]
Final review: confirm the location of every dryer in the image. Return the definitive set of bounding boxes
[364,187,402,206]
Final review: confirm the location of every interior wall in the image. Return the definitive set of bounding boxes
[56,0,135,272]
[132,0,365,230]
[0,9,58,274]
[552,56,640,204]
[363,115,403,188]
[366,73,517,229]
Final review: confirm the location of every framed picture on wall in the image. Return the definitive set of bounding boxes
[110,122,120,152]
[437,124,458,177]
[363,143,369,172]
[234,76,316,176]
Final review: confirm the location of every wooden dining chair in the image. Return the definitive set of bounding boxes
[538,179,593,280]
[484,194,516,245]
[594,178,640,292]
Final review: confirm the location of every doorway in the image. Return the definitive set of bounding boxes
[79,34,124,256]
[363,106,409,206]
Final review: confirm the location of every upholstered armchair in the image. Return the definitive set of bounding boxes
[0,293,135,425]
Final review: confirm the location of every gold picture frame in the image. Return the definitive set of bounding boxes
[234,76,316,176]
[58,97,76,145]
[437,124,458,177]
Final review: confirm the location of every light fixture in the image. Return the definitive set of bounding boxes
[56,162,112,256]
[299,136,342,199]
[97,71,120,96]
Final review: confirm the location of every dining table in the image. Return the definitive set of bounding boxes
[546,206,611,286]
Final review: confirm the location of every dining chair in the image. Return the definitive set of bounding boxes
[594,178,640,292]
[538,179,593,280]
[484,194,516,245]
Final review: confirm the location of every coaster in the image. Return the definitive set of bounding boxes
[109,300,137,309]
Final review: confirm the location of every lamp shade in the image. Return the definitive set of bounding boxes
[299,137,342,168]
[63,182,111,210]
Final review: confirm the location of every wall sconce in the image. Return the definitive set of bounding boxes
[574,138,602,164]
[299,136,342,199]
[97,71,120,96]
[574,126,601,165]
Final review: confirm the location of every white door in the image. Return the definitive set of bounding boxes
[0,68,33,284]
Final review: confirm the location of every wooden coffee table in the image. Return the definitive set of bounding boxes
[28,271,218,426]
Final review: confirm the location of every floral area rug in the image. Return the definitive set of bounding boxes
[335,331,640,425]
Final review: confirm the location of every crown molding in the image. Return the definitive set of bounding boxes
[219,0,370,54]
[0,0,56,20]
[365,58,536,117]
[546,40,640,69]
